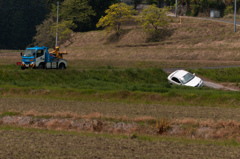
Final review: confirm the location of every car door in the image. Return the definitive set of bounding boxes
[36,49,45,67]
[171,77,182,85]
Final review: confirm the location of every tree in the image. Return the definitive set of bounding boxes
[137,5,171,40]
[59,0,95,31]
[33,17,55,48]
[0,0,48,49]
[88,0,119,30]
[51,20,76,44]
[96,3,136,35]
[132,0,142,9]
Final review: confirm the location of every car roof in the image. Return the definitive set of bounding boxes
[172,70,188,78]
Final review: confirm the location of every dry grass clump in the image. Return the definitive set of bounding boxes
[171,118,240,140]
[134,116,156,122]
[156,118,171,134]
[199,119,217,127]
[3,110,240,140]
[173,118,199,125]
[46,119,72,130]
[83,112,103,119]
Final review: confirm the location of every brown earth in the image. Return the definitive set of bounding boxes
[1,97,240,121]
[0,129,240,158]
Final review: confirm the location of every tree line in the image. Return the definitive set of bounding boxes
[0,0,238,49]
[0,0,118,49]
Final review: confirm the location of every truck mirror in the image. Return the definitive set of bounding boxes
[20,52,22,56]
[33,53,35,56]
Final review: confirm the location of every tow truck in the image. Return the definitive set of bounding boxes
[19,46,67,70]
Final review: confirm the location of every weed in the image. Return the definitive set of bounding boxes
[130,132,137,139]
[0,111,20,117]
[156,118,171,134]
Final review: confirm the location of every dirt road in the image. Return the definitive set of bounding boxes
[163,68,240,91]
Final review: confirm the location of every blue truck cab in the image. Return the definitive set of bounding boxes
[21,46,67,70]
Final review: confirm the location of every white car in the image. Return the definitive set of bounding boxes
[167,70,203,87]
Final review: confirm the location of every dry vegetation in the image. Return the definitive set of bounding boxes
[60,17,240,68]
[1,97,240,121]
[1,129,240,158]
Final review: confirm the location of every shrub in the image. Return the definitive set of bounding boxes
[156,118,171,134]
[190,4,199,16]
[224,5,233,16]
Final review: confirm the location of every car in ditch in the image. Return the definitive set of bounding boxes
[167,70,203,87]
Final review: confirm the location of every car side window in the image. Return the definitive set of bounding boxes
[37,50,44,57]
[172,77,181,84]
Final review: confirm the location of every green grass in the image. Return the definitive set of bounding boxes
[1,65,240,107]
[0,65,170,93]
[0,65,240,107]
[189,67,240,83]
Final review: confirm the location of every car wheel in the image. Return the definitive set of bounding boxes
[38,63,44,69]
[59,63,65,70]
[21,67,25,70]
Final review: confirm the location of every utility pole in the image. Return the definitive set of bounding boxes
[234,0,236,33]
[55,1,59,47]
[175,0,177,17]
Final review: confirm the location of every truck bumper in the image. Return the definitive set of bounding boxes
[22,64,35,68]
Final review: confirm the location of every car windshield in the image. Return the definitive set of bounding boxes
[179,73,195,84]
[23,49,36,57]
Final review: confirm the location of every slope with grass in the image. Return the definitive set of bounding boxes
[61,17,240,69]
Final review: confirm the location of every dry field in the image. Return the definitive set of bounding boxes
[1,97,240,121]
[1,129,240,158]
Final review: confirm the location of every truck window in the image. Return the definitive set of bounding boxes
[37,50,44,57]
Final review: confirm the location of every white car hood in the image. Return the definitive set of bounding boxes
[184,76,202,87]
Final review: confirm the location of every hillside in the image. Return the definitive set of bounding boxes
[62,17,240,68]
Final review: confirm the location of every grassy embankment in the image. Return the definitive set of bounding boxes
[1,64,240,108]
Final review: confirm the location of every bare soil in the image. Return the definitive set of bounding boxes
[0,129,240,158]
[1,97,240,121]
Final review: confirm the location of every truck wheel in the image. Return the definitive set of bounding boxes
[59,63,65,70]
[38,63,44,69]
[21,67,25,70]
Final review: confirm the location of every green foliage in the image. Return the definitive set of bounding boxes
[144,0,158,5]
[0,0,49,49]
[0,112,20,118]
[33,17,55,49]
[224,5,233,15]
[59,0,95,32]
[0,67,170,93]
[51,20,76,44]
[96,3,136,35]
[88,0,119,30]
[188,67,240,83]
[34,0,95,47]
[190,4,199,16]
[137,5,171,41]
